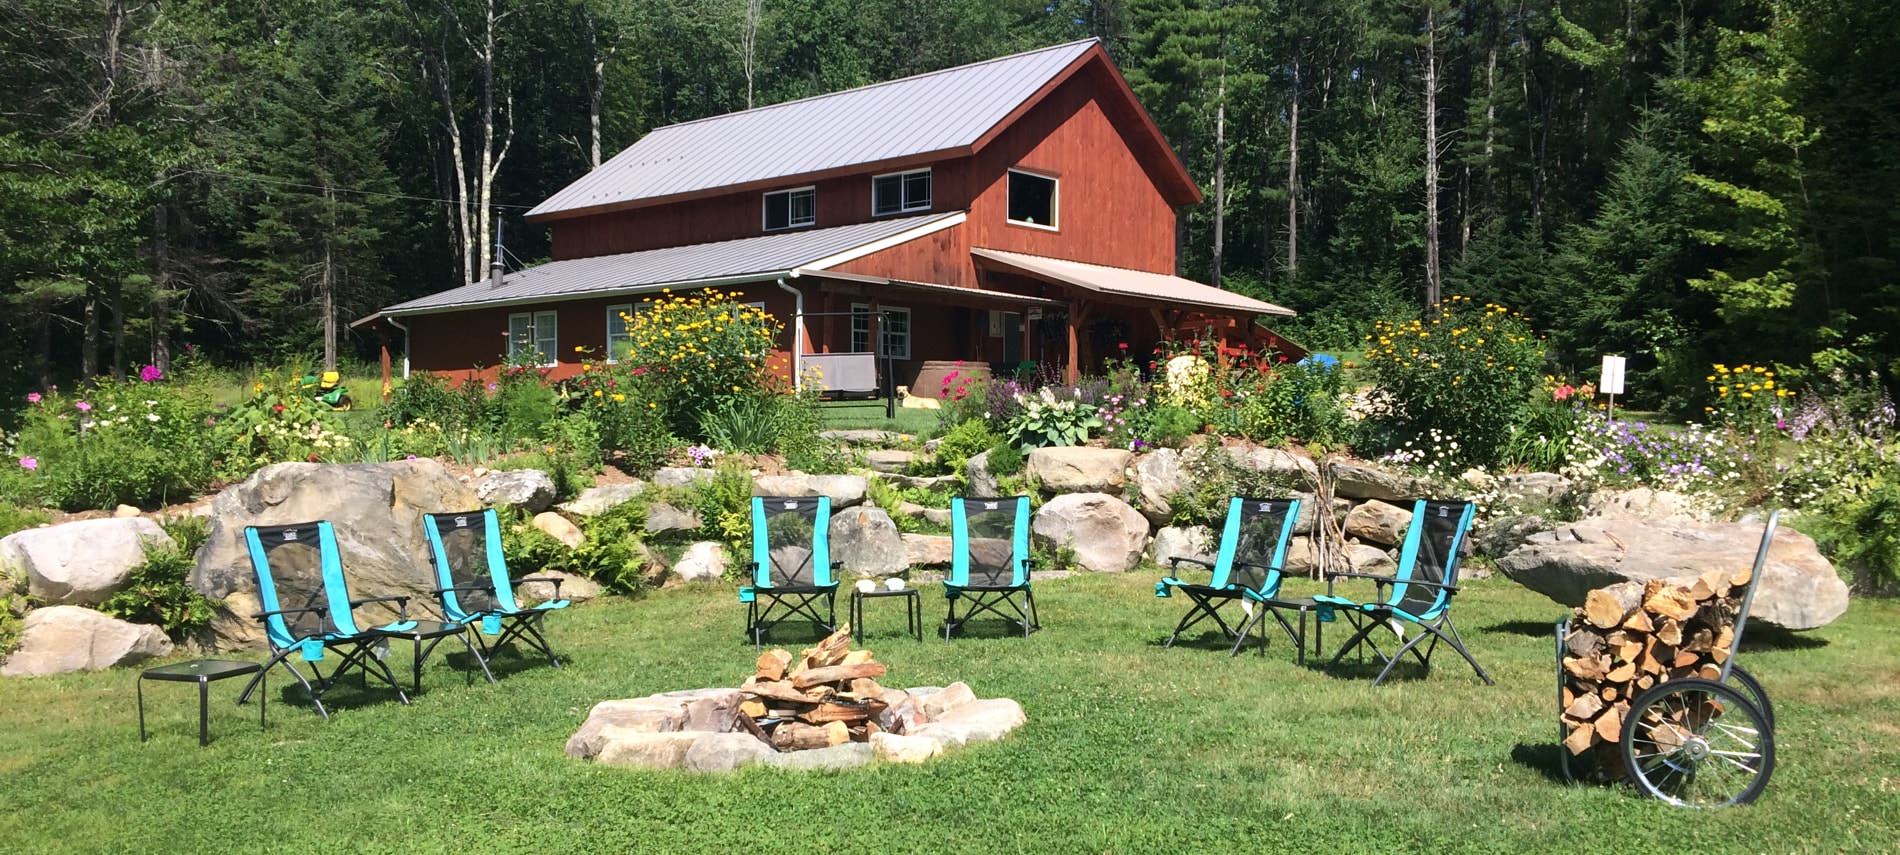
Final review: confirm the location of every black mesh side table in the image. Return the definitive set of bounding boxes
[375,620,495,694]
[849,587,922,642]
[138,659,265,746]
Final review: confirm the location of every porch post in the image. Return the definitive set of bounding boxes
[377,328,393,400]
[1019,310,1032,367]
[1065,300,1087,384]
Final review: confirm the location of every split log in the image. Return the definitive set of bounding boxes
[755,649,792,681]
[742,677,823,705]
[804,699,889,724]
[1583,589,1627,629]
[735,711,775,747]
[772,722,833,751]
[823,721,850,746]
[789,662,888,690]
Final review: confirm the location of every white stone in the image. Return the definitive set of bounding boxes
[672,541,730,582]
[1,606,173,676]
[1236,446,1320,481]
[516,570,602,605]
[559,482,646,517]
[1345,543,1396,573]
[920,680,976,718]
[644,502,703,534]
[1031,493,1149,572]
[871,731,944,763]
[593,730,704,769]
[476,469,558,513]
[1148,525,1214,569]
[908,698,1027,748]
[682,733,778,773]
[964,450,1001,498]
[651,467,714,489]
[864,450,916,474]
[760,741,875,769]
[1342,500,1413,547]
[901,532,953,567]
[1330,460,1430,501]
[532,512,585,549]
[112,504,142,518]
[1132,447,1187,526]
[1,517,174,606]
[753,472,868,508]
[827,506,906,576]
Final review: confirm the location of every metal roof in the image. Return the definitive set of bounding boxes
[971,248,1297,317]
[527,40,1099,220]
[379,212,963,316]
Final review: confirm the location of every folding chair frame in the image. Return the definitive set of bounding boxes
[423,509,571,673]
[1319,500,1492,686]
[741,496,839,648]
[945,583,1040,639]
[745,584,838,648]
[1159,497,1306,660]
[944,496,1039,640]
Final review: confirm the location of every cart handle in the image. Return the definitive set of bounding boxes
[1718,510,1777,685]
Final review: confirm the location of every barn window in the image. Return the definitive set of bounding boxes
[872,169,931,216]
[763,187,816,231]
[507,311,559,367]
[850,304,911,360]
[1007,169,1058,229]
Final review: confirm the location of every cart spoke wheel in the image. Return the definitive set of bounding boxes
[1621,677,1775,808]
[1724,664,1776,729]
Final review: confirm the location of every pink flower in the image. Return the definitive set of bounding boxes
[138,364,164,383]
[17,456,36,471]
[74,401,92,412]
[26,392,41,404]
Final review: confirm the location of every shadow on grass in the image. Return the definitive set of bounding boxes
[1738,626,1830,652]
[1483,619,1561,638]
[1510,741,1576,784]
[259,667,410,717]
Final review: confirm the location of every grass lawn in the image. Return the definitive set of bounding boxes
[1,574,1894,852]
[818,399,942,437]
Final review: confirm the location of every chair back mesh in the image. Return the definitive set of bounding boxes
[952,497,1030,587]
[1222,497,1298,593]
[751,497,832,588]
[1390,500,1473,618]
[425,510,508,620]
[245,522,354,648]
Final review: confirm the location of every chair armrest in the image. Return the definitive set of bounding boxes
[1325,570,1395,598]
[250,605,323,621]
[1167,556,1217,573]
[350,595,410,621]
[431,584,497,596]
[1390,577,1460,594]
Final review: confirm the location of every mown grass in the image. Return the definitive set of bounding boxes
[818,399,942,437]
[1,574,1894,853]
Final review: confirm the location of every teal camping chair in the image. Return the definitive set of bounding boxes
[1155,497,1309,659]
[1314,499,1490,685]
[944,496,1039,639]
[422,509,569,671]
[235,521,414,719]
[739,496,838,647]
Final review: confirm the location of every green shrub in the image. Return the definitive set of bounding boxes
[1362,297,1547,466]
[1814,470,1900,594]
[499,503,650,594]
[100,518,219,640]
[1005,386,1101,451]
[618,288,783,438]
[0,503,48,538]
[699,395,782,453]
[493,366,560,447]
[934,419,1001,475]
[211,367,354,477]
[676,458,756,556]
[985,441,1025,477]
[380,371,469,429]
[0,591,22,658]
[13,375,218,509]
[1165,437,1304,527]
[1142,405,1201,449]
[774,386,849,472]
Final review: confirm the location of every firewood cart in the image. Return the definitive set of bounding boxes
[1554,512,1781,808]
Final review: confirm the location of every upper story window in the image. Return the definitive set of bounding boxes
[1007,169,1058,230]
[872,168,931,216]
[763,186,816,231]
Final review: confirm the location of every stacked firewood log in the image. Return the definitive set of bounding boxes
[739,625,895,751]
[1559,564,1752,776]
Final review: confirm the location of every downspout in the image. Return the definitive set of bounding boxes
[776,274,804,389]
[388,316,411,379]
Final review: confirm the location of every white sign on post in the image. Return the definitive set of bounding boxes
[1599,355,1627,395]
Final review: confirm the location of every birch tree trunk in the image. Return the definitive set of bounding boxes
[322,184,337,371]
[739,0,763,109]
[1285,54,1300,280]
[1211,47,1226,288]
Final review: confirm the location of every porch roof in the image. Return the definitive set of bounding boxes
[970,248,1296,317]
[361,211,963,321]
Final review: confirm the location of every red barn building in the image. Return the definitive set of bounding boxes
[358,39,1295,394]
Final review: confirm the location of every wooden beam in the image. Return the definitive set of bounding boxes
[1019,311,1032,367]
[377,331,393,400]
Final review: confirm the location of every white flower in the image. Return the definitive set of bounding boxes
[145,413,160,422]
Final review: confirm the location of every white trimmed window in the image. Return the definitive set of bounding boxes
[763,186,816,231]
[850,304,911,359]
[507,311,559,367]
[1007,168,1058,229]
[872,168,931,216]
[605,303,634,362]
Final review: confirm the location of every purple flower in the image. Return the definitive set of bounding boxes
[406,454,418,461]
[74,401,92,412]
[17,456,36,471]
[26,392,41,404]
[138,364,164,383]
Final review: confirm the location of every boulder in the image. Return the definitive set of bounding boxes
[1,516,173,605]
[827,506,906,577]
[1026,446,1132,493]
[1290,494,1349,536]
[965,450,1001,497]
[1473,514,1554,559]
[1342,500,1413,547]
[475,469,557,512]
[1345,543,1396,573]
[901,533,953,567]
[1330,461,1429,501]
[1235,446,1320,481]
[871,731,944,763]
[818,429,911,446]
[112,504,141,518]
[565,694,705,757]
[1148,525,1214,569]
[920,681,976,718]
[644,502,703,535]
[594,730,705,769]
[1496,472,1573,505]
[1583,487,1710,522]
[1283,536,1319,574]
[189,460,481,651]
[1132,448,1187,526]
[878,472,959,491]
[864,450,916,474]
[517,570,603,605]
[907,698,1027,748]
[672,542,730,582]
[651,467,715,489]
[559,482,645,517]
[682,733,779,773]
[1,606,172,676]
[923,508,952,527]
[533,512,585,549]
[1496,517,1849,630]
[753,472,867,508]
[1031,493,1148,573]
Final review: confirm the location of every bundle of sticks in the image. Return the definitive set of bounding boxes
[1559,564,1752,775]
[738,625,893,751]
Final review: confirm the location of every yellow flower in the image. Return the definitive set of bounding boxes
[1741,392,1754,399]
[592,389,603,398]
[611,393,625,402]
[648,402,657,409]
[1706,375,1717,382]
[574,345,585,353]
